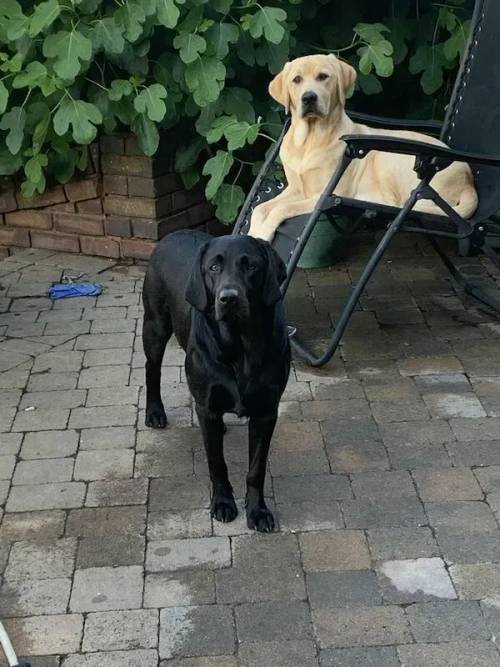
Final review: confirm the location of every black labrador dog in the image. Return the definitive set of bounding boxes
[142,230,290,532]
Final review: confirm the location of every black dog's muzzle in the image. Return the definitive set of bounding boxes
[219,288,239,305]
[215,287,249,321]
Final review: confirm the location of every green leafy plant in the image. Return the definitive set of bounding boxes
[0,0,472,221]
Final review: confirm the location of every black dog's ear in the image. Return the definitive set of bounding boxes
[256,239,287,306]
[185,242,209,311]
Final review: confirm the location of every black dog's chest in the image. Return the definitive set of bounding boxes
[208,370,269,417]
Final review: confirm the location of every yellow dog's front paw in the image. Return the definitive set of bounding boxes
[248,226,276,243]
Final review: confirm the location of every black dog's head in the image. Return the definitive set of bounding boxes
[185,236,287,321]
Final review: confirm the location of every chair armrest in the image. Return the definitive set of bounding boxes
[347,111,442,135]
[340,134,500,167]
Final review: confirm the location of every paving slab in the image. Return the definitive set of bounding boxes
[76,535,145,568]
[376,557,456,603]
[144,570,215,608]
[159,606,235,660]
[238,641,318,667]
[312,605,411,648]
[319,646,399,667]
[2,614,83,655]
[20,430,79,459]
[306,570,381,608]
[299,531,370,572]
[146,537,231,571]
[62,650,158,667]
[65,506,146,537]
[82,609,158,652]
[0,576,72,616]
[4,538,77,580]
[7,482,85,512]
[397,641,500,667]
[70,565,143,612]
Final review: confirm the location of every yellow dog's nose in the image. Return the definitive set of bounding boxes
[302,91,318,105]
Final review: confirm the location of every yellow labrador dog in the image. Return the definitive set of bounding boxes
[249,54,478,242]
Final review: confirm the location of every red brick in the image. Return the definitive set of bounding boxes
[77,198,103,214]
[104,193,173,219]
[156,194,173,217]
[171,186,205,212]
[0,226,30,247]
[64,177,100,202]
[16,186,66,210]
[103,195,154,218]
[100,135,125,155]
[121,238,156,260]
[0,190,17,213]
[128,173,180,198]
[105,216,131,238]
[101,154,170,178]
[54,212,104,236]
[158,202,214,237]
[5,210,52,229]
[48,202,76,213]
[31,231,80,253]
[131,218,158,240]
[124,135,142,156]
[80,235,120,259]
[103,175,128,195]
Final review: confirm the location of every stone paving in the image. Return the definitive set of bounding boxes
[0,234,500,666]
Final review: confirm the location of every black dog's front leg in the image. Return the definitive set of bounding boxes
[197,407,237,523]
[246,413,277,532]
[143,314,171,428]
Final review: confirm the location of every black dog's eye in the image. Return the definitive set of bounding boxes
[209,264,220,272]
[292,75,302,84]
[317,72,329,81]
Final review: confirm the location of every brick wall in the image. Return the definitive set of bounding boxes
[0,134,225,261]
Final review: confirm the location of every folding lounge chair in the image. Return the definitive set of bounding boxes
[233,0,500,366]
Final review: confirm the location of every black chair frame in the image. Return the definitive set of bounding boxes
[233,0,500,366]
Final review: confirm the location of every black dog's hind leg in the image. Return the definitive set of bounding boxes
[197,407,237,522]
[246,414,277,532]
[143,298,172,428]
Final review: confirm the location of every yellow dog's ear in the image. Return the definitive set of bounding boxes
[329,54,357,106]
[269,62,291,114]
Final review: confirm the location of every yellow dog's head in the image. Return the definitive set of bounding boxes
[269,54,356,119]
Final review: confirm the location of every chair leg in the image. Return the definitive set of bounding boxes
[430,237,500,311]
[289,188,423,367]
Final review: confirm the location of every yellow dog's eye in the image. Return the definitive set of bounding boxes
[292,75,302,84]
[317,73,329,81]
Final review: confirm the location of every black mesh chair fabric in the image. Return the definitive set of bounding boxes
[442,0,500,221]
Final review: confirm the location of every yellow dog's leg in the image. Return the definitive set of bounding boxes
[248,187,299,238]
[251,196,319,243]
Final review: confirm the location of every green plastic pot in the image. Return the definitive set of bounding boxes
[297,215,353,269]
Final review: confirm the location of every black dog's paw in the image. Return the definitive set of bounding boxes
[246,503,275,533]
[145,402,167,429]
[211,493,238,523]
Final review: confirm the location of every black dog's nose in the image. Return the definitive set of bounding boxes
[219,288,239,304]
[302,91,318,105]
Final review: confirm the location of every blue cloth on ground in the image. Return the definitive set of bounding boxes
[49,282,103,299]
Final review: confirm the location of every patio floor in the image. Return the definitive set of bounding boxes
[1,231,500,667]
